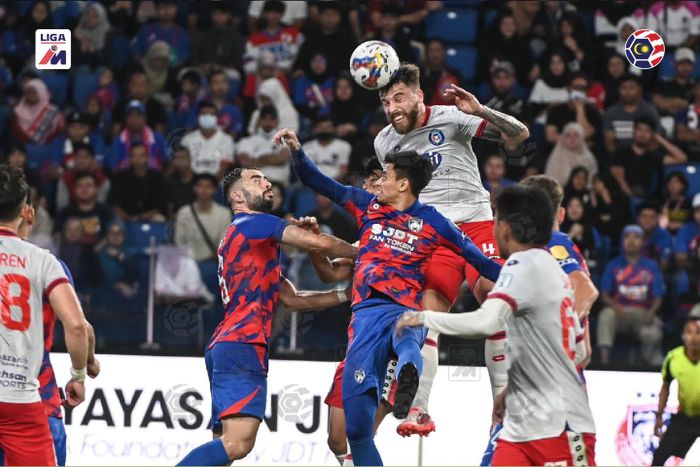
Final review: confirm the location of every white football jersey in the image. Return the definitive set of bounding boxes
[489,248,596,441]
[0,231,68,403]
[374,105,492,223]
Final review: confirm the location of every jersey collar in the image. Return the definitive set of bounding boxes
[0,227,18,238]
[420,106,432,127]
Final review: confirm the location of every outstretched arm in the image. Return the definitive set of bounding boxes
[444,83,529,149]
[397,298,511,337]
[279,277,350,312]
[436,216,501,283]
[281,224,358,259]
[289,216,355,282]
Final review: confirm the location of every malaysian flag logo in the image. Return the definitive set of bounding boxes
[625,29,665,70]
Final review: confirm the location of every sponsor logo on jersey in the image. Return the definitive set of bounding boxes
[506,259,519,266]
[422,151,442,170]
[408,217,423,233]
[428,129,445,146]
[550,245,570,260]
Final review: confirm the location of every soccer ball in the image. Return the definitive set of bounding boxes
[349,41,400,90]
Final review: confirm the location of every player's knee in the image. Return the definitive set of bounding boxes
[220,436,254,461]
[327,432,347,456]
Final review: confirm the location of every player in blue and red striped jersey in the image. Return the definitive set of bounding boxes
[479,175,599,466]
[177,167,358,467]
[274,128,501,466]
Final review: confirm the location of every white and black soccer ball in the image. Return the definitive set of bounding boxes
[349,40,400,90]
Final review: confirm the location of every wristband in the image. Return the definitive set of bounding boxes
[337,289,349,303]
[70,367,87,382]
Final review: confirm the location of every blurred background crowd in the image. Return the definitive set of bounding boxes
[1,0,700,369]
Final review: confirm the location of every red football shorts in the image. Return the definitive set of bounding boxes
[423,220,502,303]
[324,359,397,408]
[0,401,56,466]
[493,431,596,466]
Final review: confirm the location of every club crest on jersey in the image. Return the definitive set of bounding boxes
[392,145,402,152]
[354,369,365,384]
[428,129,445,146]
[408,217,423,233]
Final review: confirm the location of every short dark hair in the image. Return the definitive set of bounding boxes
[636,200,661,215]
[208,68,227,82]
[314,115,334,127]
[194,173,219,187]
[198,100,217,114]
[495,186,554,246]
[364,157,383,177]
[129,142,148,155]
[425,37,446,49]
[380,63,420,95]
[619,73,642,87]
[665,171,689,194]
[384,150,433,197]
[221,167,259,199]
[181,69,201,85]
[72,142,95,156]
[634,116,657,131]
[262,0,285,14]
[259,105,278,120]
[520,175,564,218]
[0,164,28,222]
[172,145,190,157]
[75,171,97,185]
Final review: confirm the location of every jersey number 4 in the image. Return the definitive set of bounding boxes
[0,274,31,331]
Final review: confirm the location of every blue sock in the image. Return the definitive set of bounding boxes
[344,392,383,466]
[177,438,230,466]
[394,331,424,377]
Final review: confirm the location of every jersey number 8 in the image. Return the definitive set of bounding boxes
[0,274,31,332]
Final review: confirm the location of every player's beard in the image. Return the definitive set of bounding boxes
[244,189,274,213]
[390,104,419,134]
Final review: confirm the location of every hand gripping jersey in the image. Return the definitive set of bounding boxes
[208,212,289,349]
[487,248,596,442]
[0,229,69,404]
[291,148,500,310]
[374,105,493,224]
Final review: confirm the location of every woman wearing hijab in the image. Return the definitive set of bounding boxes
[478,10,534,85]
[74,2,111,68]
[141,40,178,95]
[529,50,572,118]
[564,166,593,213]
[330,72,366,140]
[247,77,299,135]
[291,52,334,121]
[12,78,65,145]
[545,122,598,187]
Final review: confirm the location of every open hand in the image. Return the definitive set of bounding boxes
[395,311,424,335]
[289,216,320,234]
[443,83,484,115]
[273,128,301,151]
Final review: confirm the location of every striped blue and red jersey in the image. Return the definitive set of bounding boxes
[292,148,501,310]
[208,212,289,349]
[39,259,74,419]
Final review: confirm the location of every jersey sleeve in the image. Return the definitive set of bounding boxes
[57,259,75,287]
[486,257,534,313]
[548,239,583,275]
[242,214,289,241]
[454,107,487,141]
[43,254,71,296]
[291,147,373,213]
[433,211,501,283]
[661,350,674,383]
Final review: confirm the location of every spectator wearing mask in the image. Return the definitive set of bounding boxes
[653,48,696,117]
[51,110,106,169]
[675,80,700,162]
[603,74,661,154]
[12,78,65,145]
[112,70,167,136]
[108,143,168,221]
[420,39,461,106]
[166,146,196,216]
[132,0,190,65]
[370,2,414,62]
[661,172,692,233]
[330,72,366,140]
[675,193,700,269]
[243,1,303,75]
[236,106,290,186]
[187,69,244,138]
[181,101,235,178]
[292,52,334,120]
[636,0,700,49]
[301,116,351,180]
[54,172,114,247]
[73,1,111,68]
[611,117,687,199]
[545,122,599,187]
[192,2,245,75]
[247,78,299,134]
[109,100,166,171]
[636,201,673,271]
[545,73,602,147]
[247,0,307,32]
[529,50,571,119]
[482,154,516,212]
[598,224,665,366]
[56,142,110,210]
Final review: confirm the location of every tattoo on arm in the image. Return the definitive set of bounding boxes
[477,106,528,142]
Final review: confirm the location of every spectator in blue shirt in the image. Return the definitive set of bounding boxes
[636,201,673,271]
[598,225,665,366]
[186,69,243,138]
[675,194,700,270]
[109,100,166,171]
[132,0,190,66]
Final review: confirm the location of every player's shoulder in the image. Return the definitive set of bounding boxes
[430,105,473,122]
[504,248,556,272]
[375,124,396,147]
[548,232,576,254]
[666,346,685,360]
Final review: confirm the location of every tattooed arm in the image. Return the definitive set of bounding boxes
[443,83,529,150]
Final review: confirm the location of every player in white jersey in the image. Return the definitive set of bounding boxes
[374,63,529,435]
[397,185,597,466]
[0,165,89,466]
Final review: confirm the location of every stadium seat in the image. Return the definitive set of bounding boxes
[445,46,478,82]
[25,143,51,170]
[124,221,172,252]
[72,71,100,110]
[111,36,132,71]
[51,1,81,28]
[665,163,700,195]
[39,72,69,107]
[426,9,478,44]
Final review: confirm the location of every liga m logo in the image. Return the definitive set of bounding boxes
[35,29,71,70]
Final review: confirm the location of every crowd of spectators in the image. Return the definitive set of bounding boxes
[1,0,700,367]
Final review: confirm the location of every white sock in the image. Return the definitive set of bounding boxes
[412,329,439,411]
[335,454,346,466]
[484,330,508,400]
[342,454,354,466]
